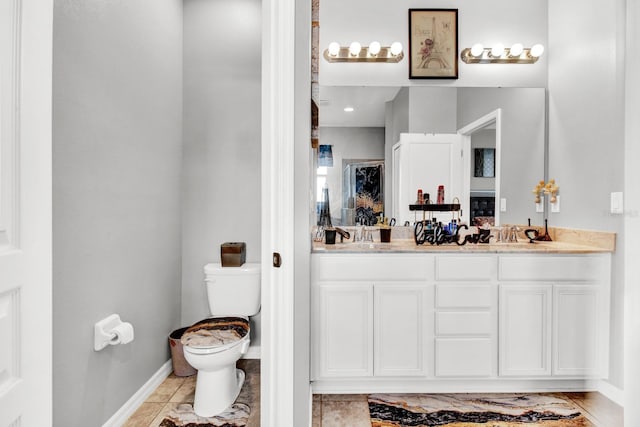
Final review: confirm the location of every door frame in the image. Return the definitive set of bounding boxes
[261,0,299,425]
[0,0,53,425]
[458,108,502,226]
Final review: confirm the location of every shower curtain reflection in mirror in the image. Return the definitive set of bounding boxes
[342,160,384,226]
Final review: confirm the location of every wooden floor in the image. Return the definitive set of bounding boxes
[312,392,624,427]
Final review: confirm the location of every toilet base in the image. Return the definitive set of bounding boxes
[193,367,245,417]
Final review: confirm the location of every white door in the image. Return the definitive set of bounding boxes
[0,1,53,426]
[499,284,552,376]
[317,284,373,378]
[392,133,463,225]
[553,284,603,376]
[374,283,430,377]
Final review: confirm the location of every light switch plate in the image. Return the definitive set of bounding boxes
[536,196,544,213]
[611,192,624,214]
[551,196,560,213]
[500,198,507,212]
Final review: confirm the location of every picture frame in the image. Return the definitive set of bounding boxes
[474,148,496,177]
[408,9,459,79]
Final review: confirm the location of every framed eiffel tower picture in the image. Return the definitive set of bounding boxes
[409,9,459,79]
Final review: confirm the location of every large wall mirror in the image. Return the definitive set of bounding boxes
[315,86,546,227]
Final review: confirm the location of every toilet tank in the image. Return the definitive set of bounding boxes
[203,263,261,316]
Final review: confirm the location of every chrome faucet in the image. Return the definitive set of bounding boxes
[507,225,520,243]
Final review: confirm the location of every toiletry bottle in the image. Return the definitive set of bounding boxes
[417,189,423,204]
[437,185,445,204]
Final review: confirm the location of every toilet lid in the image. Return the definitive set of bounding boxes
[181,316,249,349]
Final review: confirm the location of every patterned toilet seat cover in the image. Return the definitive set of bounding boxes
[180,317,249,348]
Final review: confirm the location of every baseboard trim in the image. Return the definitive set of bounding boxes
[243,344,261,359]
[312,378,605,394]
[595,379,624,407]
[102,359,173,427]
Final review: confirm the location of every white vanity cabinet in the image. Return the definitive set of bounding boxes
[311,251,611,393]
[311,254,433,380]
[499,283,553,376]
[498,255,611,378]
[315,283,374,377]
[434,256,498,378]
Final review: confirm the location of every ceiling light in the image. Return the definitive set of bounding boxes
[349,42,361,56]
[323,42,404,63]
[530,44,544,58]
[461,43,544,64]
[509,43,524,57]
[390,42,403,56]
[328,42,340,57]
[470,43,484,57]
[344,107,354,112]
[369,41,381,56]
[490,43,505,58]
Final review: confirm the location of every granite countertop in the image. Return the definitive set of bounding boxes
[312,239,610,254]
[311,226,616,254]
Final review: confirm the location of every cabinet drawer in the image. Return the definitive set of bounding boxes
[436,256,496,280]
[436,284,493,308]
[498,255,609,281]
[314,254,433,281]
[436,312,492,335]
[435,338,493,377]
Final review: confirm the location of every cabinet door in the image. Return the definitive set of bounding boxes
[553,284,604,376]
[374,284,431,376]
[499,284,552,376]
[316,284,373,378]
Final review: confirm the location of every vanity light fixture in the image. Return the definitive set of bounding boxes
[323,41,404,63]
[461,43,544,64]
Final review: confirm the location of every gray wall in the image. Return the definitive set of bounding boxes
[181,0,262,340]
[457,88,546,225]
[409,87,458,134]
[384,87,545,226]
[52,0,183,425]
[548,0,625,389]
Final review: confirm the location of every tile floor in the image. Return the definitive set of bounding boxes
[312,392,623,427]
[124,359,260,427]
[127,361,622,427]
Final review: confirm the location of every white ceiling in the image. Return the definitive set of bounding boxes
[318,86,401,128]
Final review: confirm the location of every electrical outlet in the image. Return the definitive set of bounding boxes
[536,196,544,213]
[551,196,560,213]
[500,198,507,212]
[611,192,624,214]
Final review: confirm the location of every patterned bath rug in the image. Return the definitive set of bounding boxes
[160,402,250,427]
[368,393,593,426]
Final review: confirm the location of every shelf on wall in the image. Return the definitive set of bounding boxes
[409,204,461,212]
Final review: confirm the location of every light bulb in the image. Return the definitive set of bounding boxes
[509,43,524,57]
[390,42,403,56]
[369,41,381,56]
[470,43,484,57]
[328,42,340,56]
[349,41,362,56]
[530,44,544,58]
[491,43,505,58]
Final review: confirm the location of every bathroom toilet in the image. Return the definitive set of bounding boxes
[181,263,260,417]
